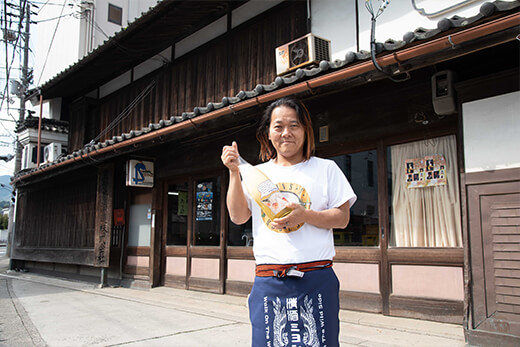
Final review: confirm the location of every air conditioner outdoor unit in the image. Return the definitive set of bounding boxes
[22,144,38,170]
[275,33,331,76]
[44,142,62,163]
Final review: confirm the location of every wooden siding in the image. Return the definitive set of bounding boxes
[465,168,520,344]
[14,172,97,250]
[91,2,306,146]
[490,196,520,315]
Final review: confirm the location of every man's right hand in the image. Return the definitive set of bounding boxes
[221,141,240,173]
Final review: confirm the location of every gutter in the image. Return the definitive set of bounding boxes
[13,12,519,184]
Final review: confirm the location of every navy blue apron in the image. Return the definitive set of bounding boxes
[248,267,340,347]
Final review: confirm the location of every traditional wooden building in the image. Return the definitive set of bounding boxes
[10,1,520,345]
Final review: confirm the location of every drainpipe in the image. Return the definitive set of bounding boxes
[12,12,519,183]
[306,0,311,33]
[36,93,43,167]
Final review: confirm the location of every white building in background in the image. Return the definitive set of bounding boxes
[31,0,159,117]
[18,0,159,170]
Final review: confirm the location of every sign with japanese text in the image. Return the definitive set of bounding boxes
[113,208,125,226]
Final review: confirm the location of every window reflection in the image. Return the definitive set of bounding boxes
[331,151,379,247]
[228,219,253,246]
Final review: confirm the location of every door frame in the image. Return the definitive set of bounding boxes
[161,176,190,288]
[161,170,227,294]
[188,169,227,294]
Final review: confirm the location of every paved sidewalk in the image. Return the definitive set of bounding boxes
[0,256,466,346]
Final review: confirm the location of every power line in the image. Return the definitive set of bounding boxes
[36,0,66,85]
[35,9,82,23]
[0,161,14,172]
[1,0,26,117]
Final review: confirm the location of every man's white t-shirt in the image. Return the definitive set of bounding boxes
[242,156,357,265]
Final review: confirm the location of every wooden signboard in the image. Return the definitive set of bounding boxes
[94,164,114,267]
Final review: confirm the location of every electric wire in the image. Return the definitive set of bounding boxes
[0,161,14,172]
[36,0,66,85]
[364,0,410,83]
[1,0,27,124]
[34,11,76,23]
[89,80,156,146]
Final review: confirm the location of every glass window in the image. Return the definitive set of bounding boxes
[127,190,152,247]
[193,177,221,246]
[387,135,462,247]
[228,219,253,246]
[167,182,188,246]
[108,4,122,25]
[331,150,379,247]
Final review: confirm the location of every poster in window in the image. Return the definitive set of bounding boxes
[178,191,188,216]
[196,182,213,221]
[405,155,447,188]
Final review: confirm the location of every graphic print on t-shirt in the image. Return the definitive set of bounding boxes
[261,182,311,233]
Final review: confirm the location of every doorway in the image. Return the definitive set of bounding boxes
[162,173,226,293]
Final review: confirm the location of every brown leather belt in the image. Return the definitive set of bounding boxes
[255,260,333,278]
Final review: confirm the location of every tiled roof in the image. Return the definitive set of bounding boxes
[14,0,520,182]
[15,116,69,134]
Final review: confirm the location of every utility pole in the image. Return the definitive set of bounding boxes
[8,0,31,270]
[14,1,30,173]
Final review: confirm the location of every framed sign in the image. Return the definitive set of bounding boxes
[126,160,154,187]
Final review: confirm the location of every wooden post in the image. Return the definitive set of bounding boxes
[94,164,114,269]
[150,179,163,287]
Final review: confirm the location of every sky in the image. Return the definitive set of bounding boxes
[1,0,48,177]
[0,53,19,177]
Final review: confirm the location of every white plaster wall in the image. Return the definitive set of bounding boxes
[357,0,491,51]
[127,0,159,25]
[33,1,81,86]
[463,91,520,173]
[99,70,131,99]
[232,0,284,28]
[310,0,357,61]
[175,16,228,59]
[93,0,128,48]
[310,0,496,61]
[133,47,172,81]
[17,128,68,147]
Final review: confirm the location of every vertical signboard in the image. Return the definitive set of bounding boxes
[94,164,114,267]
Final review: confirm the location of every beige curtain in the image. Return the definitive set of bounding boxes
[390,135,462,247]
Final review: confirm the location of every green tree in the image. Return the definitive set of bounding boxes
[0,214,8,229]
